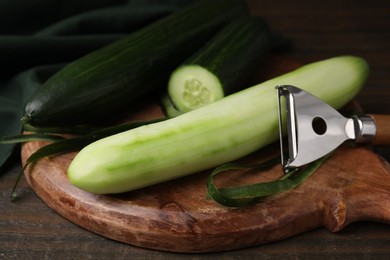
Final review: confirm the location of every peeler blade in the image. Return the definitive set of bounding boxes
[276,85,355,171]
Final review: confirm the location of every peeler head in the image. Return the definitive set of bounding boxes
[276,85,353,171]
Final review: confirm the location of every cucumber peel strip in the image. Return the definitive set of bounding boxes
[206,153,330,207]
[10,118,165,201]
[23,124,103,135]
[0,133,64,144]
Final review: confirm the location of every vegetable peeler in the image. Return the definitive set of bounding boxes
[276,85,390,171]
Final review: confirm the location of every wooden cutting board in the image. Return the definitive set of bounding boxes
[21,57,390,253]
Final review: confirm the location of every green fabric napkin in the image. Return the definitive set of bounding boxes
[0,0,194,169]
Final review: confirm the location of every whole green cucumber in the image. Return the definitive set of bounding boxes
[22,0,248,127]
[67,56,369,194]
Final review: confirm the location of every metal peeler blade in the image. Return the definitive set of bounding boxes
[276,85,376,171]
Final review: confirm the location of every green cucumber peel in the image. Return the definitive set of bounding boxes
[206,154,329,207]
[10,118,165,201]
[0,133,64,144]
[23,124,103,135]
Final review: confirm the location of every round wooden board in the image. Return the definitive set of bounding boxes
[20,57,390,252]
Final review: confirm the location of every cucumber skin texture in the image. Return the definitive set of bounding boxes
[179,16,272,95]
[23,0,248,127]
[68,56,369,194]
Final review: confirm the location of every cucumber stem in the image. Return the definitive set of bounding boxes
[21,114,31,125]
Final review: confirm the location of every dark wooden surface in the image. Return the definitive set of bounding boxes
[1,0,390,258]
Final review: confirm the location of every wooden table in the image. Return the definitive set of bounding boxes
[1,0,389,258]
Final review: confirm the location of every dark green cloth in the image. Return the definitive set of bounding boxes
[0,0,194,76]
[0,0,194,168]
